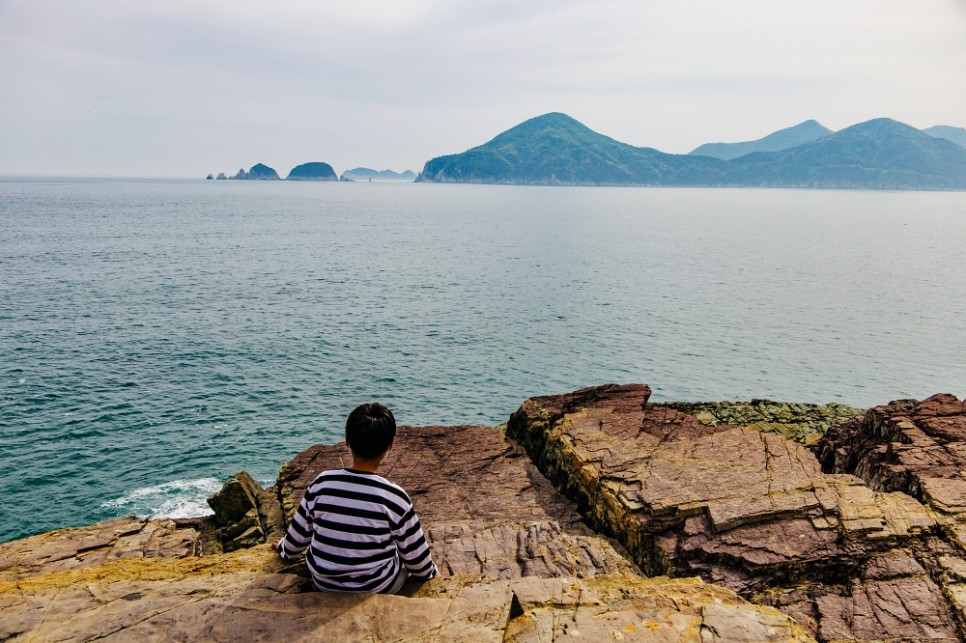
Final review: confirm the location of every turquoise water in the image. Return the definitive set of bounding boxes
[2,178,965,543]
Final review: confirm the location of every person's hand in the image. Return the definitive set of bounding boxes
[273,539,282,550]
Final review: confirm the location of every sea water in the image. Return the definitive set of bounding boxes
[1,178,965,543]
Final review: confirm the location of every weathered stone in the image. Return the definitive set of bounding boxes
[206,470,273,551]
[812,393,966,639]
[507,384,963,641]
[0,406,816,642]
[813,574,956,641]
[276,424,634,579]
[0,517,197,582]
[256,486,286,541]
[427,520,634,580]
[207,471,263,526]
[502,574,814,643]
[0,543,811,642]
[9,385,964,641]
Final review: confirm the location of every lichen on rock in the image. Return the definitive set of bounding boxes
[661,399,864,445]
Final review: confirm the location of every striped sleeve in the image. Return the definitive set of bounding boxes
[390,503,437,580]
[276,486,314,560]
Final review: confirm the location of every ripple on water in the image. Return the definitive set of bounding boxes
[1,181,965,542]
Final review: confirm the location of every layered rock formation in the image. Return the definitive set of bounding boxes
[3,384,964,641]
[0,419,811,641]
[507,385,966,641]
[815,394,966,631]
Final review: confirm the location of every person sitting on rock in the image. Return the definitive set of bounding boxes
[274,402,438,593]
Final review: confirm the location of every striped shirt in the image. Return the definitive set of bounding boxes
[276,468,437,593]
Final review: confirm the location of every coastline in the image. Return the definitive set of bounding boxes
[4,385,963,641]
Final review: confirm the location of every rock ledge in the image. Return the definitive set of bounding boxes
[5,385,965,641]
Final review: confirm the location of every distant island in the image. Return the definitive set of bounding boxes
[688,120,833,160]
[417,112,966,190]
[206,162,335,182]
[339,167,416,182]
[924,125,966,149]
[287,162,337,181]
[204,116,966,190]
[205,163,410,183]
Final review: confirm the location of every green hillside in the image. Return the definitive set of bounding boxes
[729,118,966,189]
[924,125,966,149]
[287,162,337,181]
[417,114,966,190]
[418,113,728,186]
[689,120,832,160]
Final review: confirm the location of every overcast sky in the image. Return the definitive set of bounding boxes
[2,0,965,178]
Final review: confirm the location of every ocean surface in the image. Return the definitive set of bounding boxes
[2,178,965,543]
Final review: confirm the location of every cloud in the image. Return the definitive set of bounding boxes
[1,0,965,175]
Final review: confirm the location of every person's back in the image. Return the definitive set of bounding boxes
[275,403,437,593]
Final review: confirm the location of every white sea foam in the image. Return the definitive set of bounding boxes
[102,478,221,519]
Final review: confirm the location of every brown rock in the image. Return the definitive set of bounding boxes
[507,384,963,641]
[206,470,287,551]
[814,393,966,639]
[14,384,958,642]
[0,418,813,642]
[207,471,262,526]
[0,543,811,642]
[0,517,197,582]
[816,394,966,539]
[275,424,634,579]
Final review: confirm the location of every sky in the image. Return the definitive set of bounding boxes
[1,0,965,178]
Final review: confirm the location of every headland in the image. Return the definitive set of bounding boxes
[3,385,965,641]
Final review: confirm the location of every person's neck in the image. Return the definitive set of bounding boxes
[349,459,381,473]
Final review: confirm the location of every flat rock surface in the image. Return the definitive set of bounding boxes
[0,517,198,582]
[275,424,635,579]
[0,545,811,642]
[0,417,813,642]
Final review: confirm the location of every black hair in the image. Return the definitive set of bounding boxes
[345,402,396,460]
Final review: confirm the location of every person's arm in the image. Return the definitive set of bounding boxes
[276,489,314,560]
[390,504,437,580]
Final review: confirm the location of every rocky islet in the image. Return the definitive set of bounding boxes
[2,384,965,641]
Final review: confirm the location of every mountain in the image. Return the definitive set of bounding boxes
[340,168,416,181]
[728,118,966,189]
[417,112,728,186]
[287,162,337,181]
[689,120,833,160]
[923,125,966,149]
[418,113,966,190]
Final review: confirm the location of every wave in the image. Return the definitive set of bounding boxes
[101,478,222,520]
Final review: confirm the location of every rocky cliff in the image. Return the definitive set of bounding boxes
[3,385,964,642]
